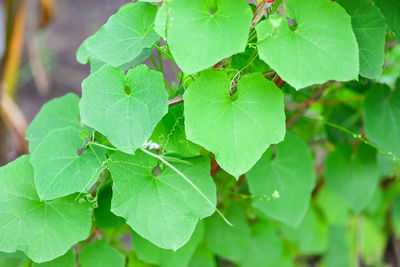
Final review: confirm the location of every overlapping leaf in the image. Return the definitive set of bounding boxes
[325,143,379,212]
[108,151,216,250]
[79,240,125,267]
[375,0,400,39]
[80,65,168,154]
[184,70,285,177]
[339,0,387,79]
[246,133,316,226]
[30,127,105,200]
[364,81,400,159]
[84,2,159,67]
[0,156,92,263]
[164,0,253,73]
[256,0,359,89]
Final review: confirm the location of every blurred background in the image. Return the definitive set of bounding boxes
[0,0,131,164]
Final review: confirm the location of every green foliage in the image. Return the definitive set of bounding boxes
[1,0,400,266]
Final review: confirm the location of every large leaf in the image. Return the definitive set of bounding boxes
[30,127,105,200]
[85,2,159,67]
[165,0,252,73]
[26,94,81,152]
[80,65,168,154]
[108,151,216,250]
[184,70,285,177]
[325,143,379,212]
[256,0,359,89]
[131,221,204,267]
[246,133,316,226]
[338,0,386,79]
[375,0,400,39]
[79,240,125,267]
[151,103,201,157]
[0,156,92,263]
[204,204,251,262]
[364,81,400,159]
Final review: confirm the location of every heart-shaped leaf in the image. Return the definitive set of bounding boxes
[0,156,92,263]
[80,65,168,154]
[108,151,216,250]
[256,0,359,89]
[184,70,285,177]
[164,0,253,74]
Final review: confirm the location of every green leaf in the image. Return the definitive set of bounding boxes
[108,151,216,250]
[79,240,125,267]
[323,227,351,267]
[26,94,81,152]
[151,103,201,157]
[364,81,400,159]
[30,127,106,200]
[256,0,359,89]
[338,0,387,79]
[0,156,92,263]
[33,250,75,267]
[240,222,283,267]
[246,133,316,226]
[325,143,379,213]
[85,2,159,67]
[281,207,328,255]
[315,187,349,227]
[188,245,216,267]
[131,221,204,267]
[184,70,285,177]
[80,65,168,154]
[165,0,253,73]
[375,0,400,39]
[94,183,125,230]
[204,204,251,262]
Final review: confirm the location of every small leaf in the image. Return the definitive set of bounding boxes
[94,183,125,230]
[79,240,125,267]
[30,127,106,200]
[26,94,81,152]
[131,221,204,267]
[108,151,216,250]
[338,0,387,79]
[246,133,316,226]
[325,143,379,212]
[315,187,349,227]
[256,0,359,89]
[364,81,400,159]
[323,227,351,267]
[80,65,168,154]
[0,156,92,263]
[188,244,216,267]
[184,70,285,177]
[165,0,253,73]
[85,2,159,67]
[33,250,75,267]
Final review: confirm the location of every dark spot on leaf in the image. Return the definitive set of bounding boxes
[124,85,132,96]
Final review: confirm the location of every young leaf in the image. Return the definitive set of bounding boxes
[204,204,251,263]
[108,151,216,250]
[131,221,204,267]
[32,250,75,267]
[30,127,106,200]
[151,103,201,157]
[0,156,92,263]
[325,143,379,213]
[25,93,81,152]
[246,133,316,227]
[375,0,400,39]
[338,0,387,79]
[256,0,359,89]
[165,0,253,73]
[80,65,168,154]
[364,81,400,159]
[85,2,159,67]
[184,70,285,178]
[79,240,125,267]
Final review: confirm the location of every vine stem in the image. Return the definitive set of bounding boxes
[140,148,233,227]
[303,116,400,161]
